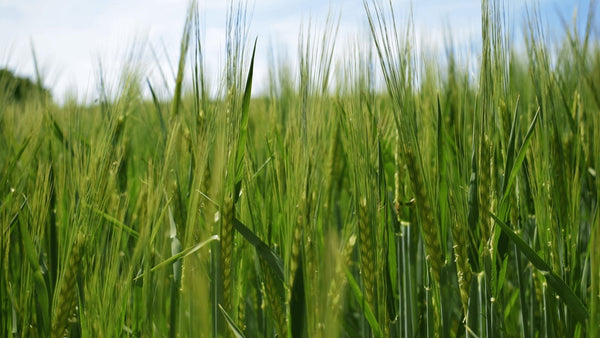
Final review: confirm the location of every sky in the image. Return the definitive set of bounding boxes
[0,0,596,103]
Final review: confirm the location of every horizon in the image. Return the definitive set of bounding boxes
[0,0,596,103]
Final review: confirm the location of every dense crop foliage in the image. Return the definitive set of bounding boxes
[1,0,599,336]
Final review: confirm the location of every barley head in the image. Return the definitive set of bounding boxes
[261,259,287,338]
[404,146,443,284]
[51,231,85,338]
[450,198,472,317]
[358,197,375,310]
[221,195,235,313]
[479,136,492,256]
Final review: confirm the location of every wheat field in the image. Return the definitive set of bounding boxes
[1,0,599,337]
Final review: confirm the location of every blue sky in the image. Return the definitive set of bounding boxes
[0,0,596,102]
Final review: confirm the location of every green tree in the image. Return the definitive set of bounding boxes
[0,68,51,104]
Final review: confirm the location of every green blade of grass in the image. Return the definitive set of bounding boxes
[232,218,284,282]
[1,136,30,191]
[233,37,257,200]
[15,197,50,335]
[467,141,480,271]
[218,304,247,338]
[134,235,219,280]
[146,79,167,143]
[85,204,139,238]
[436,95,449,255]
[500,96,520,195]
[170,2,193,121]
[345,268,383,338]
[489,212,589,321]
[48,114,72,154]
[169,207,183,283]
[498,107,540,220]
[168,206,182,338]
[290,254,306,338]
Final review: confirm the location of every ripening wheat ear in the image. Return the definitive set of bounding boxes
[51,231,85,338]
